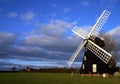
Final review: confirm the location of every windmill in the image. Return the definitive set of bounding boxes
[67,10,116,74]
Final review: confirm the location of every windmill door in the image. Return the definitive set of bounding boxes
[92,64,97,73]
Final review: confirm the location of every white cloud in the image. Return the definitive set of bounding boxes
[23,20,81,52]
[7,12,18,18]
[21,11,35,21]
[52,4,57,7]
[3,20,120,68]
[52,12,56,17]
[109,0,118,3]
[100,0,118,9]
[1,21,120,69]
[0,8,2,11]
[33,20,76,36]
[80,0,89,7]
[107,26,120,47]
[108,26,120,36]
[0,32,16,47]
[64,8,71,13]
[0,20,81,64]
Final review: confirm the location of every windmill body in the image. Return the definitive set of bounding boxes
[67,10,116,74]
[80,37,116,74]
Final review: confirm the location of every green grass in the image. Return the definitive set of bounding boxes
[0,72,120,84]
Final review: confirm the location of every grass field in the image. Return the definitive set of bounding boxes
[0,72,120,84]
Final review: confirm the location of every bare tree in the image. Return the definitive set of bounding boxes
[11,66,17,71]
[100,33,119,62]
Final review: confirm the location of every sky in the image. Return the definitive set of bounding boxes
[0,0,120,70]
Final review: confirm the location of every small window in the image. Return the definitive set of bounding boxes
[82,64,85,69]
[84,56,86,61]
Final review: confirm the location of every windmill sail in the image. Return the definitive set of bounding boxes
[67,10,112,68]
[90,10,111,40]
[72,27,88,39]
[67,40,87,67]
[86,40,112,64]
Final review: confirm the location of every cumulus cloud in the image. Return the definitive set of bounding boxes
[0,21,89,61]
[35,20,74,36]
[24,20,80,52]
[108,26,120,45]
[1,22,120,70]
[0,61,17,71]
[108,26,120,49]
[108,26,120,36]
[64,8,71,13]
[52,4,57,8]
[109,0,118,3]
[7,12,18,18]
[0,32,16,47]
[0,20,91,70]
[0,8,2,11]
[21,11,36,21]
[51,12,56,17]
[0,58,81,70]
[100,0,118,10]
[80,0,90,7]
[106,26,120,61]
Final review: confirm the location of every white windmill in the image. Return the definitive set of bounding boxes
[67,10,116,74]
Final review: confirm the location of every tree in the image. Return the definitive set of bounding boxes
[100,33,119,64]
[11,66,17,71]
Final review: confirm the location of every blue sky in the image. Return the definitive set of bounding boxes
[0,0,120,70]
